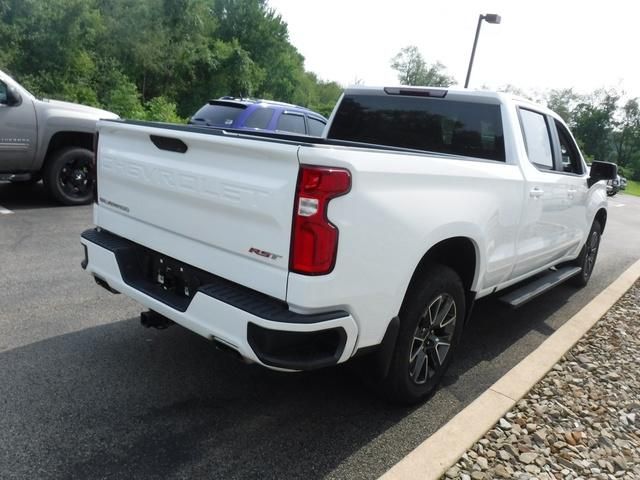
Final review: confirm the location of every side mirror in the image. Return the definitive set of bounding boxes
[6,86,22,106]
[0,82,8,106]
[588,161,618,188]
[0,82,21,107]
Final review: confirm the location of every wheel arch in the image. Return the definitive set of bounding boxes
[402,236,479,313]
[594,208,607,234]
[41,131,94,171]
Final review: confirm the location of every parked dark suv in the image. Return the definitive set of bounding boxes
[188,97,327,136]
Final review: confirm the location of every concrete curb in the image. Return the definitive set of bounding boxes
[380,258,640,480]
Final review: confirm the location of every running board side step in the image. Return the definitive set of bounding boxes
[499,266,582,308]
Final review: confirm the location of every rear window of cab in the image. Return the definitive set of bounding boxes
[191,103,246,126]
[328,94,505,162]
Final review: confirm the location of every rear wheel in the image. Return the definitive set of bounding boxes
[381,264,465,404]
[43,147,94,205]
[570,220,602,287]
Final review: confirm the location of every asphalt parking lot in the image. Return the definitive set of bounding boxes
[2,183,640,480]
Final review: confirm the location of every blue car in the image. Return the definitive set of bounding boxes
[189,97,327,136]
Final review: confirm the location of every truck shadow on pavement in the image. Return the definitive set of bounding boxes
[0,284,582,480]
[451,293,559,384]
[0,317,408,480]
[0,181,61,210]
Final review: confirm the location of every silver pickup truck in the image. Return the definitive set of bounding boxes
[0,69,117,205]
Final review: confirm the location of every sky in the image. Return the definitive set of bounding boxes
[268,0,639,98]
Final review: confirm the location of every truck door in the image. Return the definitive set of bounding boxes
[0,78,37,172]
[550,119,589,253]
[512,108,575,278]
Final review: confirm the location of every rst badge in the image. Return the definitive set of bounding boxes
[249,247,282,260]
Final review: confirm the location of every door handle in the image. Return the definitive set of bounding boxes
[567,188,577,198]
[529,187,544,198]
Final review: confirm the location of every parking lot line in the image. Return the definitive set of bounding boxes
[0,205,14,215]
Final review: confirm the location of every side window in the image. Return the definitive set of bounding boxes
[307,117,326,136]
[276,113,306,134]
[244,107,275,129]
[555,121,584,174]
[0,81,7,104]
[519,109,554,169]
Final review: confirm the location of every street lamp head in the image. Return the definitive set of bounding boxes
[464,13,502,88]
[483,13,501,24]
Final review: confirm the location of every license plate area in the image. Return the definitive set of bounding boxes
[149,254,201,300]
[115,244,219,312]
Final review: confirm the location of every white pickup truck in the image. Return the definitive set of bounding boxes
[81,86,617,404]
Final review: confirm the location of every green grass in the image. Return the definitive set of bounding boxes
[625,179,640,196]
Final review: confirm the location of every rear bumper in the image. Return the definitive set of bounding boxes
[80,228,357,370]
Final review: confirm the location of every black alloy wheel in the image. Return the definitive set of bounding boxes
[44,147,94,205]
[381,264,466,404]
[408,293,457,385]
[571,220,602,287]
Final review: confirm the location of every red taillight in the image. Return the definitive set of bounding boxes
[290,166,351,275]
[92,132,99,204]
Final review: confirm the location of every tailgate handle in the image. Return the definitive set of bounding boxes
[150,135,188,153]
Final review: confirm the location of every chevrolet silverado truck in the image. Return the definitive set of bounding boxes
[80,86,617,404]
[0,69,118,205]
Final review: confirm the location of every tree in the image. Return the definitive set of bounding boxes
[0,0,345,120]
[292,72,342,117]
[571,89,619,162]
[219,40,265,98]
[390,46,455,87]
[213,0,305,102]
[496,84,536,101]
[144,96,183,123]
[612,98,640,176]
[544,88,582,124]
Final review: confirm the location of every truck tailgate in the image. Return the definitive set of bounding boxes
[95,121,300,300]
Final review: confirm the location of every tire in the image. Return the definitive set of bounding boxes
[380,264,466,404]
[570,220,602,287]
[43,147,94,205]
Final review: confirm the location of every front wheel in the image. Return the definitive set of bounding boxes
[381,264,465,404]
[43,147,94,205]
[570,220,602,287]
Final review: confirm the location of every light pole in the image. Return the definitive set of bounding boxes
[464,13,501,88]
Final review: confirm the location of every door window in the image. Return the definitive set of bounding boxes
[244,107,275,129]
[276,113,306,134]
[555,121,584,174]
[519,109,554,169]
[307,117,326,136]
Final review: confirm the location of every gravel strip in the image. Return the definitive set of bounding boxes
[443,280,640,480]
